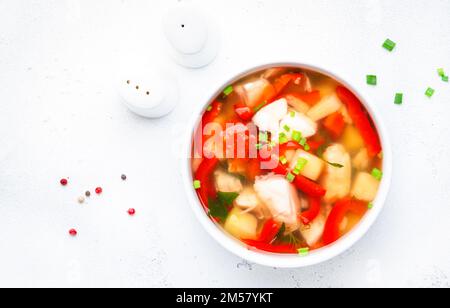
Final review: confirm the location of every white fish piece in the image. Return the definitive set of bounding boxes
[279,111,317,139]
[235,186,270,220]
[321,144,352,202]
[214,169,243,193]
[235,78,274,108]
[307,93,343,121]
[252,98,288,134]
[300,210,327,247]
[254,174,301,229]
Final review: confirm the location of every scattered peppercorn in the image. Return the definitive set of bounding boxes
[69,229,77,236]
[128,208,136,216]
[85,191,91,197]
[95,187,103,194]
[60,178,68,186]
[121,174,127,181]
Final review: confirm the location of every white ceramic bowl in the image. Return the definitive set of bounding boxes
[182,62,392,268]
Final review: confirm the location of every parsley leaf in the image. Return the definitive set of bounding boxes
[208,198,229,221]
[217,192,239,206]
[327,161,344,168]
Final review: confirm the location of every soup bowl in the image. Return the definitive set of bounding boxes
[182,62,392,268]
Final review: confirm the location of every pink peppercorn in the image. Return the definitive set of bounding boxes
[60,178,68,186]
[69,229,77,236]
[95,187,103,194]
[128,208,136,216]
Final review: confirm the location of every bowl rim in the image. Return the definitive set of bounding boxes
[181,62,392,268]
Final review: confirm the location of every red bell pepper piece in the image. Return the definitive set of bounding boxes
[258,219,280,243]
[294,175,326,198]
[243,239,297,254]
[272,73,305,94]
[299,196,321,224]
[202,101,223,124]
[290,90,321,105]
[194,158,219,209]
[336,86,381,156]
[323,112,345,139]
[234,102,254,121]
[322,198,368,245]
[272,163,326,198]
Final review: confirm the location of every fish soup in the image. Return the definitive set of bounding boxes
[191,66,383,254]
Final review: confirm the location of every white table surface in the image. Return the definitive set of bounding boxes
[1,0,449,288]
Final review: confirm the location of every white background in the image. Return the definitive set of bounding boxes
[0,0,449,288]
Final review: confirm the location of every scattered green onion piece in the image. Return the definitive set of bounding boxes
[443,75,449,82]
[279,132,289,144]
[290,111,296,118]
[382,39,396,52]
[193,180,201,189]
[283,125,291,132]
[206,105,212,112]
[425,87,435,98]
[259,132,268,142]
[286,172,295,183]
[371,168,383,181]
[269,141,277,148]
[279,156,288,165]
[368,202,374,209]
[304,144,310,151]
[298,247,309,257]
[296,158,308,171]
[437,68,445,77]
[223,85,234,96]
[299,137,307,147]
[366,75,377,86]
[255,143,262,150]
[292,130,302,143]
[394,93,403,105]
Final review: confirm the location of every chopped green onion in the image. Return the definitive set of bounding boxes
[193,180,201,189]
[255,143,263,150]
[366,75,377,85]
[298,247,309,257]
[283,125,291,132]
[223,85,234,96]
[425,87,435,98]
[269,140,277,148]
[253,101,267,112]
[206,105,212,111]
[290,111,296,118]
[279,132,289,144]
[259,132,268,142]
[371,168,383,181]
[299,137,307,147]
[292,130,302,142]
[443,75,449,82]
[368,202,374,209]
[279,156,288,165]
[394,93,403,105]
[304,144,310,151]
[437,68,445,77]
[382,39,396,52]
[296,158,308,171]
[286,172,295,183]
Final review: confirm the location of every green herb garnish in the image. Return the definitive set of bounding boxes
[208,198,229,221]
[206,105,212,112]
[279,156,288,165]
[298,247,310,257]
[382,39,396,52]
[437,68,445,77]
[327,161,344,168]
[443,75,449,82]
[193,180,201,189]
[371,168,383,181]
[290,111,296,118]
[366,75,377,85]
[394,93,403,105]
[259,132,268,142]
[217,191,239,205]
[279,132,289,144]
[299,137,307,146]
[368,202,374,209]
[286,172,295,183]
[292,130,302,143]
[283,125,291,132]
[223,85,234,96]
[425,87,435,97]
[274,223,286,241]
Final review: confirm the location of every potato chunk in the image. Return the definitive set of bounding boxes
[306,93,343,121]
[342,125,364,153]
[321,144,352,202]
[351,172,380,202]
[224,207,258,240]
[289,150,325,181]
[352,148,370,171]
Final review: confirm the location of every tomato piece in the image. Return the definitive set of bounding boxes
[323,112,345,139]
